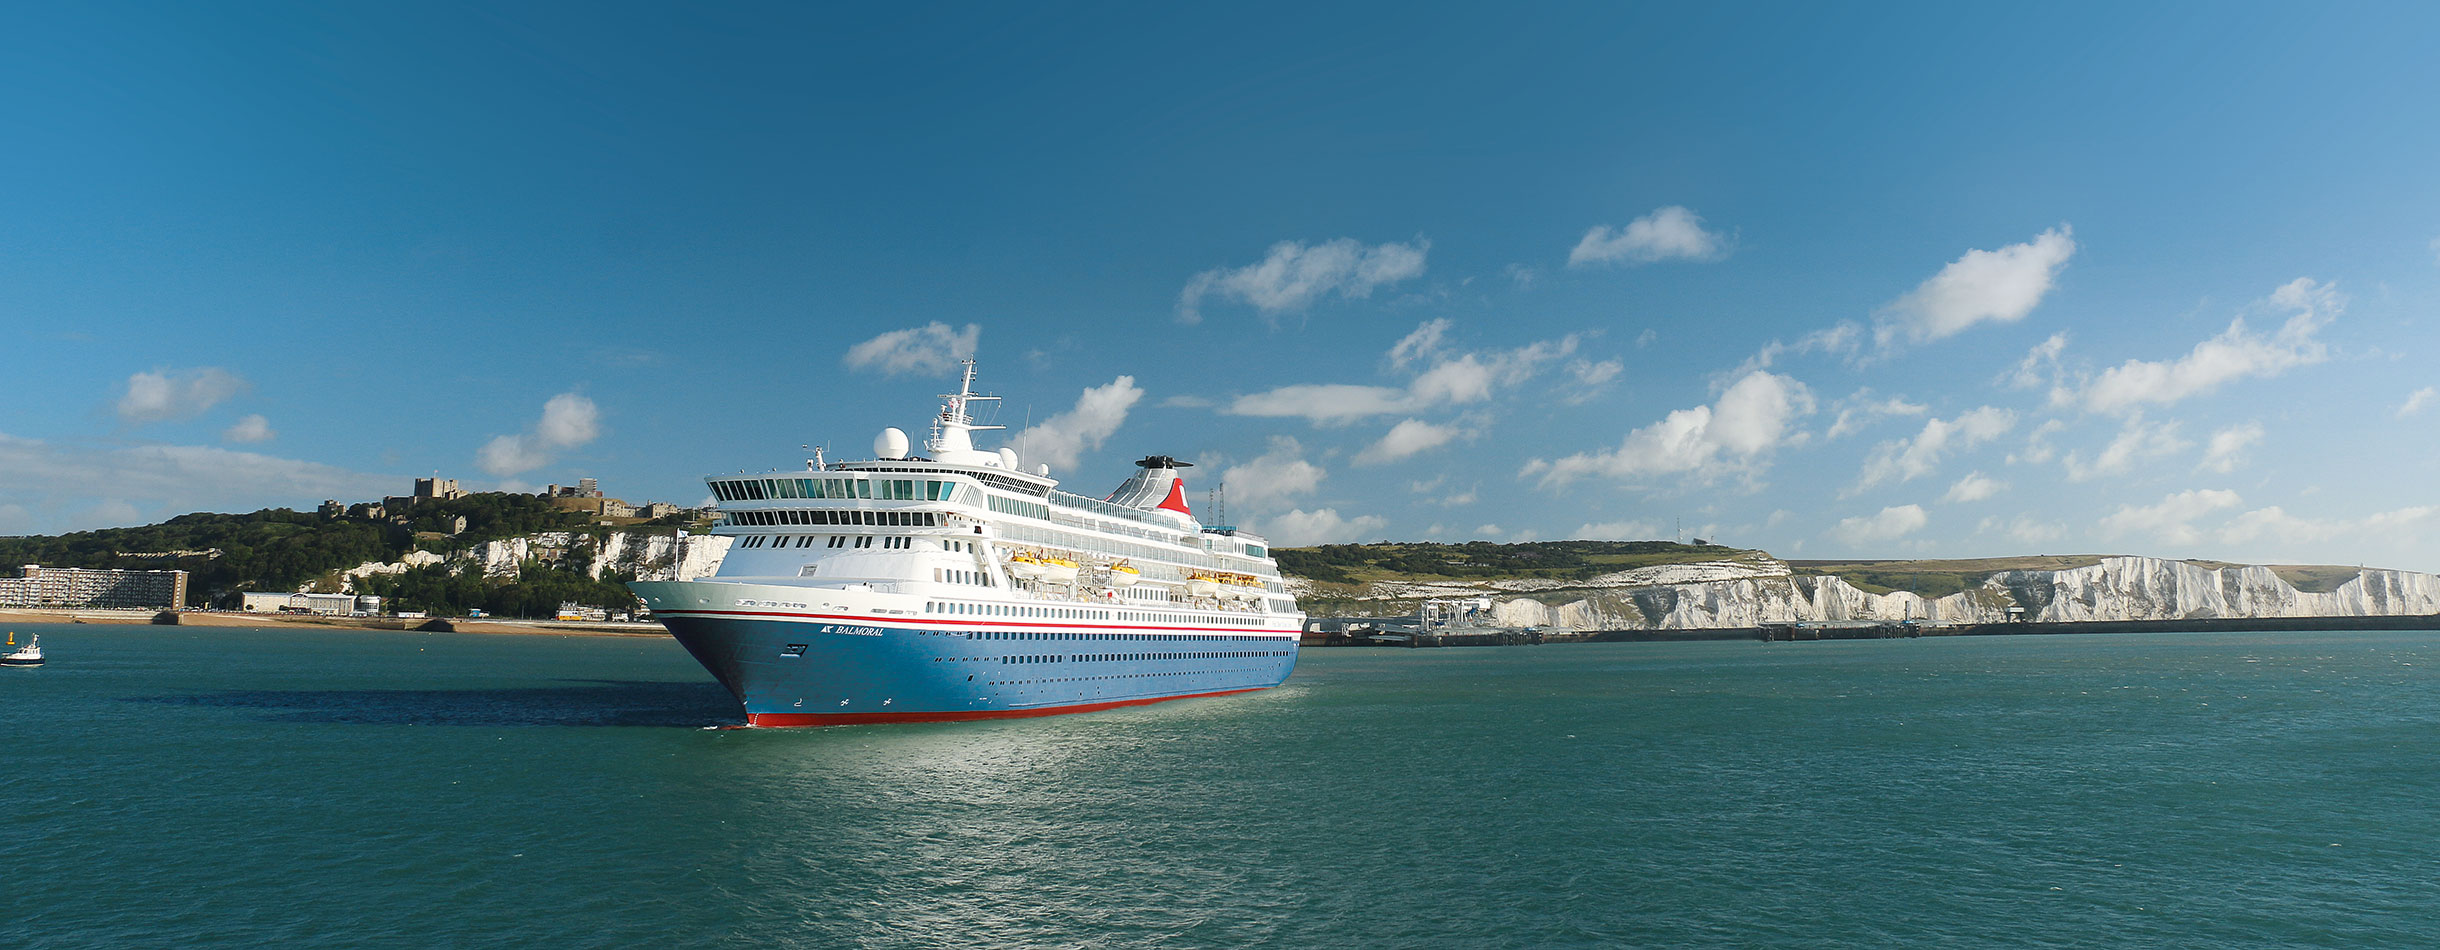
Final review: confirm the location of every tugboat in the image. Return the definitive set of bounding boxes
[2,632,41,668]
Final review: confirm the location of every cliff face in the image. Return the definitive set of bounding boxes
[1316,556,2440,631]
[1991,559,2440,622]
[334,530,732,591]
[461,531,731,582]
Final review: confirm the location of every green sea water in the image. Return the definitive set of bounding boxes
[5,624,2439,948]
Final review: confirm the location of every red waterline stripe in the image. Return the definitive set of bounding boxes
[740,687,1269,727]
[656,608,1297,636]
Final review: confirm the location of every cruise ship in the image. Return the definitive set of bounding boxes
[629,361,1303,725]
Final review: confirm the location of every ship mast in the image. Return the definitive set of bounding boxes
[926,359,1004,460]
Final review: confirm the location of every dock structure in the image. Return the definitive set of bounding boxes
[1302,599,1569,648]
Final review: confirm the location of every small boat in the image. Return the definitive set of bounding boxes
[1005,550,1047,581]
[2,632,41,668]
[1184,573,1221,597]
[1106,561,1141,587]
[1040,556,1080,584]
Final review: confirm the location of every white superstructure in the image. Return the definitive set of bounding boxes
[631,360,1302,725]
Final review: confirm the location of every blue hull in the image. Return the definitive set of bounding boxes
[659,611,1299,725]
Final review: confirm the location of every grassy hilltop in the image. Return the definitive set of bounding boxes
[1274,539,1753,585]
[0,493,669,614]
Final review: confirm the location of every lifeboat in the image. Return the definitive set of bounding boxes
[1005,551,1047,581]
[1041,556,1080,584]
[1106,561,1140,587]
[1184,573,1220,597]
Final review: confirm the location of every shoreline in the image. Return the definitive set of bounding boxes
[12,608,2437,644]
[0,608,669,638]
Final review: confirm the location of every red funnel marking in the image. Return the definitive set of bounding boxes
[1158,478,1193,516]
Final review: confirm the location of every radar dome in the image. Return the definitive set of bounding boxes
[1034,463,1049,477]
[997,447,1020,470]
[874,427,909,460]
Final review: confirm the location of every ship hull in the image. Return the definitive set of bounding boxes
[655,609,1298,726]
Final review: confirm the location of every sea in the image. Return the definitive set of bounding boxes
[5,623,2438,948]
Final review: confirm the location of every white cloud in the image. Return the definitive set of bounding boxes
[2220,505,2438,547]
[2059,278,2339,415]
[1177,237,1429,325]
[1355,419,1461,465]
[1832,504,1928,544]
[1943,472,2006,503]
[1568,358,1623,387]
[1409,477,1477,507]
[1572,520,1662,540]
[1734,322,1861,379]
[0,431,395,534]
[2011,419,2068,465]
[1568,206,1729,267]
[1854,407,2016,491]
[1261,507,1388,547]
[477,392,602,478]
[1226,384,1412,425]
[1824,390,1929,440]
[222,414,275,444]
[1873,226,2076,347]
[2098,489,2242,546]
[2063,415,2188,482]
[1228,328,1579,425]
[476,435,550,478]
[1010,376,1144,473]
[117,368,249,424]
[2198,422,2264,474]
[1524,371,1814,486]
[535,393,600,448]
[1219,437,1328,509]
[1985,513,2066,544]
[842,322,982,376]
[1388,318,1450,369]
[2007,332,2071,389]
[1504,263,1538,288]
[2398,386,2436,419]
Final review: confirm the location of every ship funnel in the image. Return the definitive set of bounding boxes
[1106,456,1197,524]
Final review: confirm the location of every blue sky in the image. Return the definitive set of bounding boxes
[5,2,2438,570]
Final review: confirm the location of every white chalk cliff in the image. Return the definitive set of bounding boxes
[332,530,731,593]
[1305,555,2440,631]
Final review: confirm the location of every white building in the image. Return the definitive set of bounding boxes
[239,592,383,615]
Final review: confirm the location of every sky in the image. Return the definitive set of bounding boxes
[5,2,2439,571]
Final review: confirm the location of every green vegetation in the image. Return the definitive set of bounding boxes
[1275,540,1753,586]
[351,562,640,618]
[0,493,651,614]
[1786,555,2109,599]
[1276,540,1756,614]
[2270,565,2365,593]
